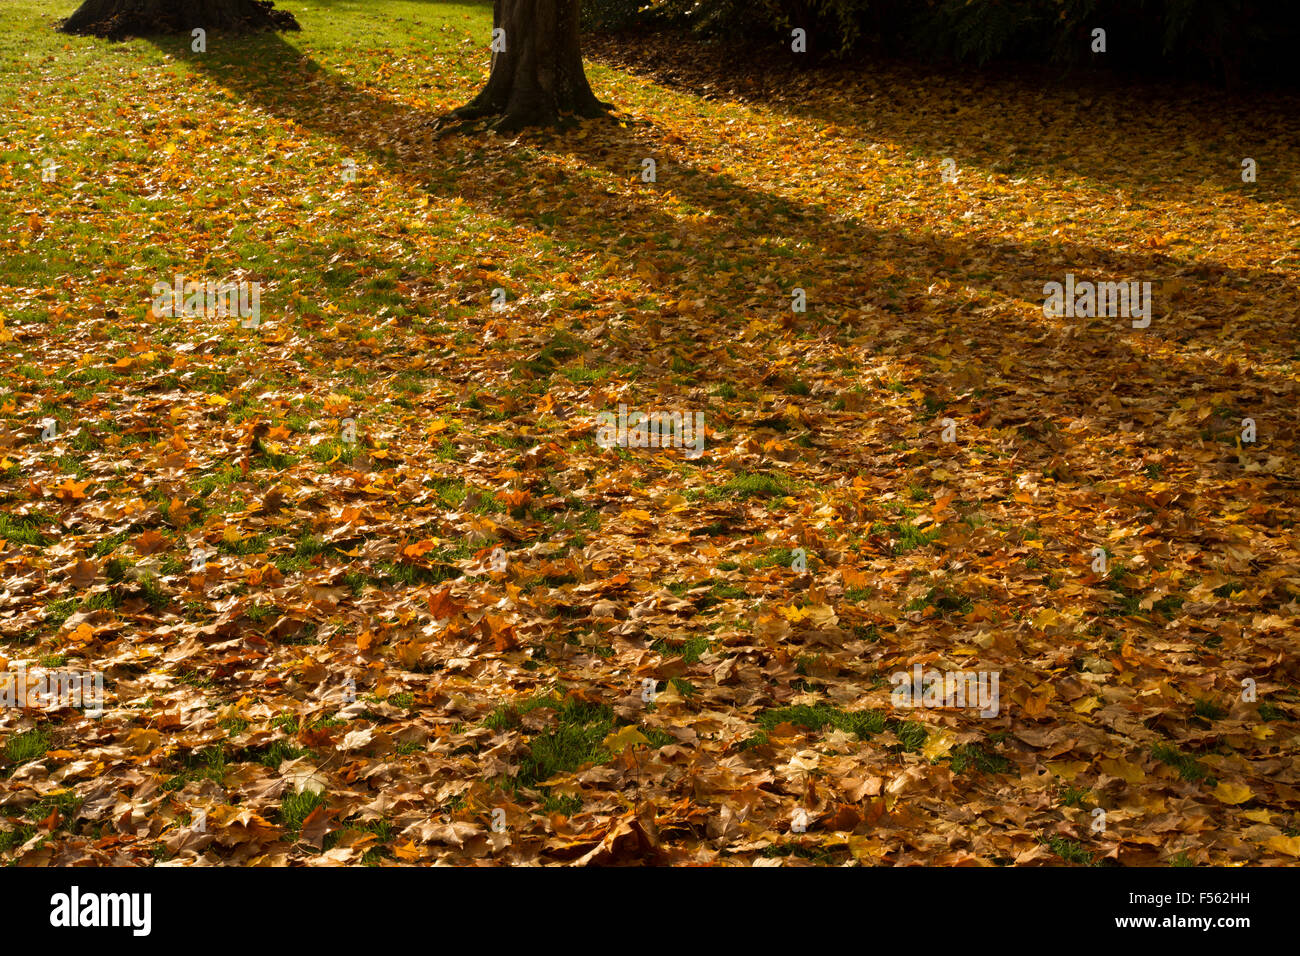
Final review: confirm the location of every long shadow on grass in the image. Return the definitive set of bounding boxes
[149,31,1298,501]
[584,34,1300,217]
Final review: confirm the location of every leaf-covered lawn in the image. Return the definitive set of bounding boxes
[0,0,1297,865]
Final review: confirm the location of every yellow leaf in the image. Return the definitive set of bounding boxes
[394,840,424,862]
[1098,758,1145,784]
[1033,608,1062,628]
[602,726,649,753]
[922,730,955,761]
[1045,760,1090,781]
[1213,782,1254,805]
[126,729,162,756]
[1266,835,1300,857]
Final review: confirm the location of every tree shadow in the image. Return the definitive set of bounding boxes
[583,34,1300,217]
[145,29,1298,498]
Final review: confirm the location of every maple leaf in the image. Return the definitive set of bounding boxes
[1212,782,1255,805]
[67,558,100,589]
[132,529,171,555]
[402,538,438,560]
[603,726,650,753]
[427,585,461,620]
[52,478,91,502]
[483,614,519,651]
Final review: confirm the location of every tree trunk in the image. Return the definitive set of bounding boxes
[450,0,610,132]
[61,0,299,40]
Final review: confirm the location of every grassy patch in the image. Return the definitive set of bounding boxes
[0,513,53,547]
[749,703,925,751]
[1151,743,1215,785]
[3,728,51,767]
[708,472,795,501]
[945,743,1012,775]
[278,788,328,832]
[1043,834,1095,865]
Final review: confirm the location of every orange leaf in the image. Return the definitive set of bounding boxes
[53,478,91,501]
[133,529,171,555]
[68,558,99,589]
[427,585,461,620]
[403,538,438,560]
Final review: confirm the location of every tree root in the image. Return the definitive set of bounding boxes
[435,92,615,137]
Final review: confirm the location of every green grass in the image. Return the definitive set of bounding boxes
[0,820,38,854]
[514,330,585,376]
[4,728,51,767]
[515,700,617,788]
[1058,786,1090,808]
[373,556,465,587]
[750,703,926,752]
[892,523,942,554]
[708,472,795,501]
[1043,835,1095,865]
[244,739,308,768]
[486,694,650,791]
[756,703,883,738]
[24,791,82,830]
[1151,743,1216,785]
[1192,698,1227,720]
[278,788,329,832]
[905,586,973,616]
[651,634,712,664]
[945,743,1012,775]
[218,533,270,557]
[747,547,806,570]
[161,746,228,791]
[0,513,53,547]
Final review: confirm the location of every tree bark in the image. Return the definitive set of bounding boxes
[61,0,299,40]
[450,0,611,132]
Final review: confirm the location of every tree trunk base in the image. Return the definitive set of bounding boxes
[446,88,614,135]
[441,0,612,134]
[60,0,300,40]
